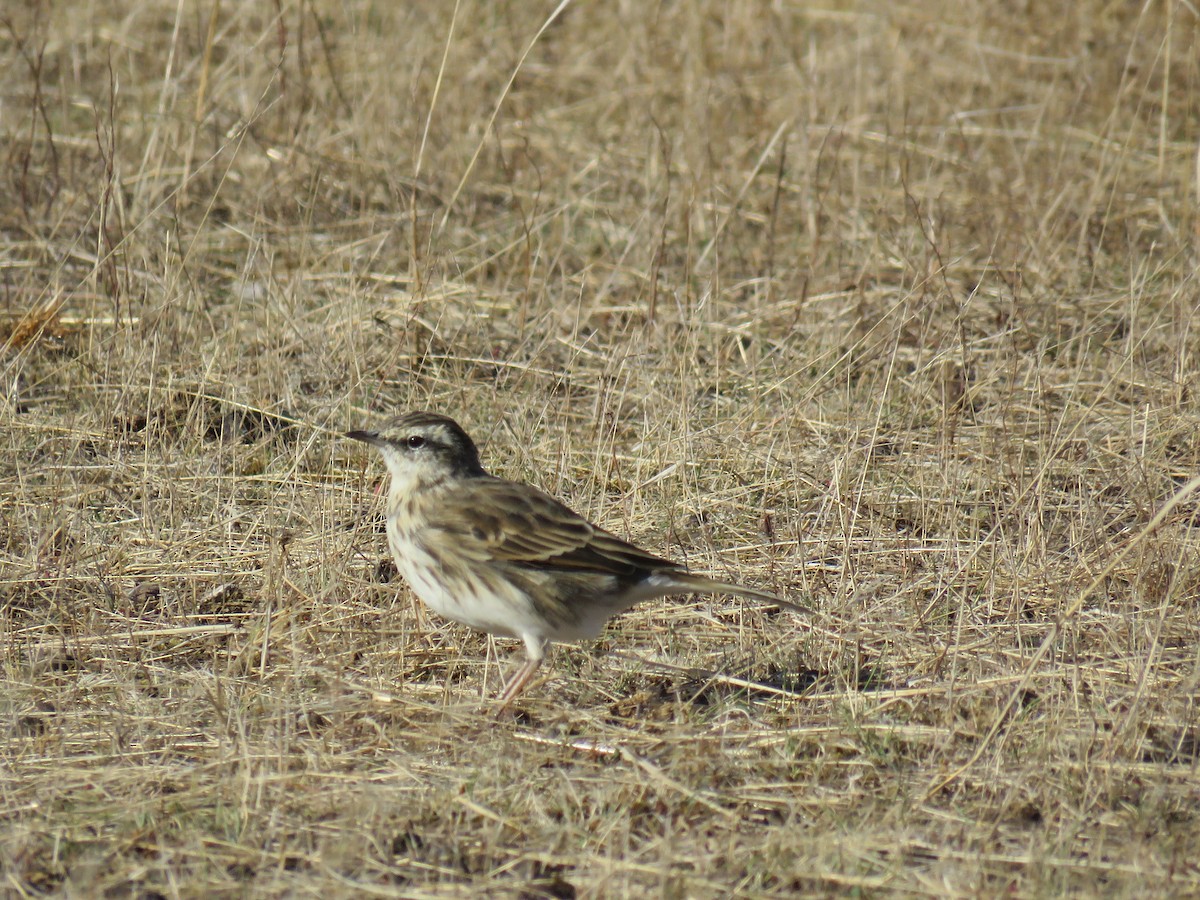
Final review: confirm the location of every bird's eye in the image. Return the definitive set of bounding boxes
[406,434,426,449]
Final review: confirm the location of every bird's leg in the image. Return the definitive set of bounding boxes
[495,635,548,713]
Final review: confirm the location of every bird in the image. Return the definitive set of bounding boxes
[346,411,807,710]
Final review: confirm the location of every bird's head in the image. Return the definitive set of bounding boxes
[347,411,486,490]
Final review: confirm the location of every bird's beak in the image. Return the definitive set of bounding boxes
[345,429,383,447]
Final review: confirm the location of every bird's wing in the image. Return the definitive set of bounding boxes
[426,477,676,577]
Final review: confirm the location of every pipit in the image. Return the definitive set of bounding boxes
[348,411,807,709]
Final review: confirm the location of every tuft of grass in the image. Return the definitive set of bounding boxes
[3,0,1200,895]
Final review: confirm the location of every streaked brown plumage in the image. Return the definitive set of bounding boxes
[348,411,807,709]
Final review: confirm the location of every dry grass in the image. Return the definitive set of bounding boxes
[3,1,1200,896]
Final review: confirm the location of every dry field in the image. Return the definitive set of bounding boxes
[3,1,1200,897]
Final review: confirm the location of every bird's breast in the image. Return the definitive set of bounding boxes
[384,518,540,640]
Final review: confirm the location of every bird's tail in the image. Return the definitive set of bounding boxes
[665,572,811,615]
